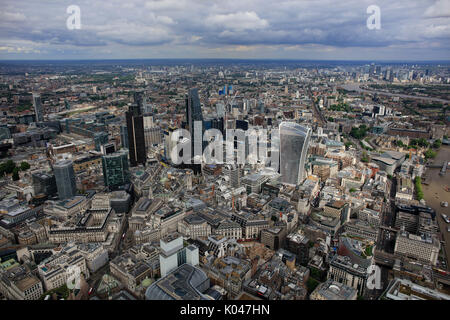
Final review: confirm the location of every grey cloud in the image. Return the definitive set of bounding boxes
[0,0,448,59]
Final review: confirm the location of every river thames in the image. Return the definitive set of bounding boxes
[422,145,450,270]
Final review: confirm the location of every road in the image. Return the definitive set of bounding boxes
[308,86,326,126]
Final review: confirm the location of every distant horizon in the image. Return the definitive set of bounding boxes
[0,58,449,64]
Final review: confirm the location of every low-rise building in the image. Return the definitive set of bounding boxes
[394,230,440,266]
[0,265,43,300]
[385,278,450,300]
[327,255,369,296]
[310,279,357,300]
[38,244,89,291]
[178,214,211,240]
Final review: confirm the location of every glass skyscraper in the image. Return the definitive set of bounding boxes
[33,93,43,122]
[32,171,57,196]
[185,88,204,161]
[120,125,129,149]
[53,159,77,200]
[102,150,130,187]
[94,131,109,151]
[126,103,146,167]
[279,122,311,185]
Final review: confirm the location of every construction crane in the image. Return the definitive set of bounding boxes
[224,90,239,130]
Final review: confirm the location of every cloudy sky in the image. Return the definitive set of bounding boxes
[0,0,449,60]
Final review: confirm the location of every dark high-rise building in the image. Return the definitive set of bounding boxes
[0,126,11,140]
[126,104,146,167]
[120,125,129,149]
[101,143,116,155]
[235,120,248,131]
[94,131,109,151]
[134,91,144,110]
[32,171,57,196]
[53,160,77,200]
[185,88,204,162]
[204,117,225,137]
[258,100,265,114]
[102,150,130,187]
[33,93,44,122]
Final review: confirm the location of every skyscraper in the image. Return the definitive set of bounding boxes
[126,104,146,167]
[120,125,129,149]
[53,159,77,200]
[32,171,57,196]
[279,122,311,185]
[185,88,204,162]
[94,131,109,151]
[33,93,43,122]
[159,232,199,277]
[223,164,240,188]
[143,114,162,147]
[102,150,130,187]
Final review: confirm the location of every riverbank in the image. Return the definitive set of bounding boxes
[422,145,450,270]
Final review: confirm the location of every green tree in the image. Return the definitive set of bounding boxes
[350,125,368,140]
[306,278,320,293]
[20,161,30,171]
[432,139,442,149]
[12,167,20,181]
[417,138,429,148]
[4,160,15,174]
[415,177,424,200]
[396,140,405,147]
[424,149,437,160]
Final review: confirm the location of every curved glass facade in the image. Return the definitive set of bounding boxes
[279,122,311,185]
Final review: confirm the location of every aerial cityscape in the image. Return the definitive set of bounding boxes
[0,0,449,305]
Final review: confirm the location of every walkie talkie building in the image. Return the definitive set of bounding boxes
[279,122,311,186]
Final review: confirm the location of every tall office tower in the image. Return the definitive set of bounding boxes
[102,150,130,187]
[163,126,178,161]
[33,93,44,122]
[204,117,225,137]
[53,159,77,200]
[223,164,240,188]
[120,125,129,149]
[144,114,162,147]
[94,131,109,151]
[279,122,311,185]
[126,104,146,167]
[211,117,225,138]
[159,232,199,277]
[32,171,57,196]
[258,100,265,113]
[185,88,204,161]
[101,143,115,155]
[235,120,248,131]
[216,102,225,118]
[133,91,144,111]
